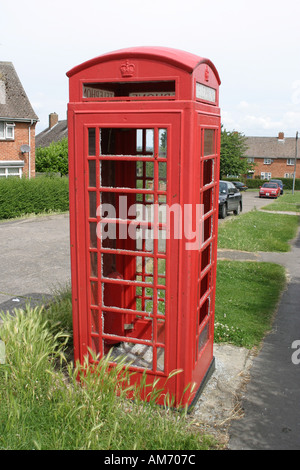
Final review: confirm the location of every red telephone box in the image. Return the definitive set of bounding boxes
[67,47,221,408]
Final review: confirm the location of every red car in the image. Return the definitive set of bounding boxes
[259,182,280,198]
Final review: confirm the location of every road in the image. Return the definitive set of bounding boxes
[0,213,71,311]
[0,191,268,311]
[219,189,271,224]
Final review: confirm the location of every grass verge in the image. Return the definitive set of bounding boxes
[261,191,300,213]
[217,210,299,252]
[215,260,286,348]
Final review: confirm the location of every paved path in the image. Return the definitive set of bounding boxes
[226,226,300,450]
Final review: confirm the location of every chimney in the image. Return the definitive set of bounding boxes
[49,112,58,129]
[278,132,285,140]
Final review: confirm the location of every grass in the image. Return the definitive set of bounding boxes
[0,301,217,450]
[214,260,286,348]
[217,210,299,252]
[261,191,300,213]
[0,203,296,449]
[0,256,288,449]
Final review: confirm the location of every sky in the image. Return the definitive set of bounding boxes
[1,0,300,137]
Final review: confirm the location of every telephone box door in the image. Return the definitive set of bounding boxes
[70,111,181,387]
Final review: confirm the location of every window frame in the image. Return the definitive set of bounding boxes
[0,162,24,178]
[261,172,271,180]
[0,121,15,140]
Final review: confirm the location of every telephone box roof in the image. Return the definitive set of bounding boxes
[67,46,221,84]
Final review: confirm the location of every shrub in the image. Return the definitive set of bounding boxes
[36,138,69,176]
[0,176,69,219]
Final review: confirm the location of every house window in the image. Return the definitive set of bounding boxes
[287,158,295,166]
[284,173,294,178]
[0,162,24,178]
[261,172,271,180]
[264,158,272,165]
[0,122,15,140]
[247,157,254,163]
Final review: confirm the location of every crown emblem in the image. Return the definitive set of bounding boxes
[204,65,209,82]
[120,60,135,78]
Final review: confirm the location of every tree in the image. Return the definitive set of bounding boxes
[220,127,253,178]
[36,138,69,176]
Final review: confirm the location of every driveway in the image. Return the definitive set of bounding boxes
[0,213,71,311]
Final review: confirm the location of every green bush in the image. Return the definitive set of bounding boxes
[0,177,69,219]
[36,138,69,176]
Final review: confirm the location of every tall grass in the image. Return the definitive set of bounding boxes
[0,305,215,450]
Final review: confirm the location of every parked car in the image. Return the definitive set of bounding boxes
[232,181,248,191]
[219,180,243,219]
[259,182,280,198]
[270,179,284,195]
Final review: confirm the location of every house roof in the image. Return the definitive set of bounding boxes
[0,61,38,122]
[36,119,68,148]
[245,135,300,159]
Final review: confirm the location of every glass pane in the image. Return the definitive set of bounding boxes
[198,322,209,353]
[89,191,97,218]
[88,160,96,187]
[158,229,166,253]
[146,129,154,153]
[136,129,143,152]
[91,281,98,306]
[89,222,97,248]
[203,129,215,156]
[90,251,98,277]
[7,168,18,175]
[159,162,167,191]
[203,159,214,185]
[88,128,96,156]
[159,129,167,158]
[91,309,100,333]
[156,346,165,372]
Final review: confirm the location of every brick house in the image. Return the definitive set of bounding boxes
[244,132,300,180]
[0,62,38,178]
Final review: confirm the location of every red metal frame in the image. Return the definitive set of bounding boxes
[67,47,221,408]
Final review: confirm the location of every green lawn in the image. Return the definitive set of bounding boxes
[215,260,286,348]
[217,210,299,252]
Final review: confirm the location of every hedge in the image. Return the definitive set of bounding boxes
[0,176,69,220]
[243,178,300,190]
[225,177,300,190]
